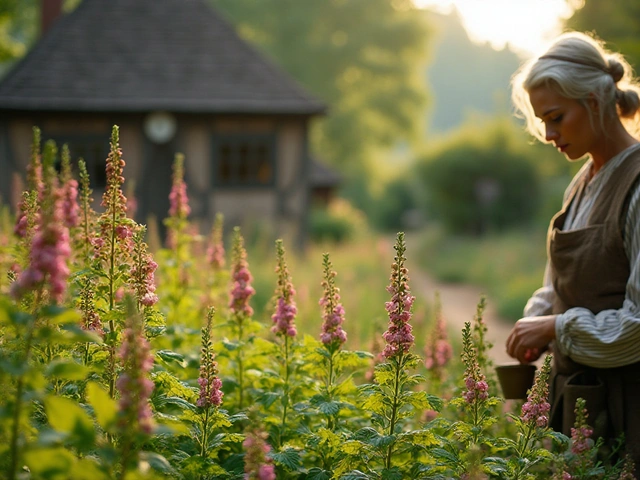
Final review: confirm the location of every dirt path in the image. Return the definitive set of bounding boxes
[402,235,517,366]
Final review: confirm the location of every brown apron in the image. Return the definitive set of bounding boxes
[548,148,640,466]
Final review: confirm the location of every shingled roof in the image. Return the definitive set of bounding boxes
[0,0,325,115]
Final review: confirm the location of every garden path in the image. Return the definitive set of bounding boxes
[401,235,517,366]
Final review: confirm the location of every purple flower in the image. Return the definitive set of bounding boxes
[319,253,347,350]
[79,280,103,336]
[61,177,79,229]
[116,307,154,435]
[520,354,552,429]
[206,213,226,269]
[424,294,452,373]
[460,322,489,404]
[129,229,159,307]
[229,227,255,318]
[11,182,71,304]
[101,126,128,216]
[243,430,276,480]
[270,240,297,337]
[95,127,135,263]
[382,232,415,358]
[197,308,224,409]
[168,153,190,220]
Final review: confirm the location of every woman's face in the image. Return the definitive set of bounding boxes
[528,85,600,161]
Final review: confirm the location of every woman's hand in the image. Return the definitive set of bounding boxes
[506,315,557,364]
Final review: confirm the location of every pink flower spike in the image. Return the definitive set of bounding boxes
[270,239,297,338]
[116,302,155,435]
[196,308,224,409]
[520,354,552,429]
[229,227,255,319]
[381,232,415,359]
[243,429,276,480]
[319,253,347,351]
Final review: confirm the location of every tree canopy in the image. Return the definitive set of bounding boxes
[566,0,640,70]
[211,0,432,174]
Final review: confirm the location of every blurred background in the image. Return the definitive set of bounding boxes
[1,0,638,328]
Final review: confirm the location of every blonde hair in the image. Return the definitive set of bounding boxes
[511,31,640,141]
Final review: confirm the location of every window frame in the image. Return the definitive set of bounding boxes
[44,132,110,189]
[211,132,277,189]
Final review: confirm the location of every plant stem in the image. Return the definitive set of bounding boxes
[108,203,117,398]
[237,314,244,411]
[8,302,38,480]
[279,335,291,448]
[200,407,210,458]
[385,354,403,470]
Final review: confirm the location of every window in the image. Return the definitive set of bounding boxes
[212,133,276,187]
[46,133,110,189]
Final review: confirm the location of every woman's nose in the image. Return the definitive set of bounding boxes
[545,125,558,142]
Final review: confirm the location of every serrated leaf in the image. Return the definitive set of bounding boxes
[380,467,403,480]
[340,471,370,480]
[361,391,389,412]
[318,400,341,416]
[270,447,302,471]
[341,440,365,455]
[154,395,195,411]
[140,451,177,475]
[307,467,332,480]
[430,447,460,465]
[156,349,187,367]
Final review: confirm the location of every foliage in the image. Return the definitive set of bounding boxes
[309,198,368,244]
[0,130,635,479]
[417,118,542,235]
[566,0,640,71]
[211,0,431,171]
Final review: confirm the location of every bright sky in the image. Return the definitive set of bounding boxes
[415,0,577,58]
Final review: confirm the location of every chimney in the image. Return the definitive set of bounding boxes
[41,0,64,37]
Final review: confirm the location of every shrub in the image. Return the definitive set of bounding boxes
[418,119,541,235]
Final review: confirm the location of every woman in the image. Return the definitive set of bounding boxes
[506,31,640,467]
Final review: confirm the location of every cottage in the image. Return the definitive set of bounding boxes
[0,0,333,246]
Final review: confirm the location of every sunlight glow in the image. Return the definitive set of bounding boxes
[415,0,575,57]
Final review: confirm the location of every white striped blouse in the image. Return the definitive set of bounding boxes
[523,143,640,368]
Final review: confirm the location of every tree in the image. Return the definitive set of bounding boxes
[565,0,640,70]
[211,0,432,177]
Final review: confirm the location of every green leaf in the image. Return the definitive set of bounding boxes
[154,395,195,411]
[59,323,103,344]
[156,349,187,367]
[380,467,403,480]
[44,395,95,441]
[69,458,111,480]
[140,451,178,475]
[270,447,302,471]
[86,381,117,430]
[42,306,82,325]
[307,467,332,480]
[317,400,341,416]
[341,471,370,480]
[24,447,76,476]
[430,447,460,466]
[46,359,89,381]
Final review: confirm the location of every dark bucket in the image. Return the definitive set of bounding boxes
[495,363,537,400]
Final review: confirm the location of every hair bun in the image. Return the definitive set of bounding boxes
[607,58,625,83]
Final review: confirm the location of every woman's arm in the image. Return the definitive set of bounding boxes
[523,262,555,317]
